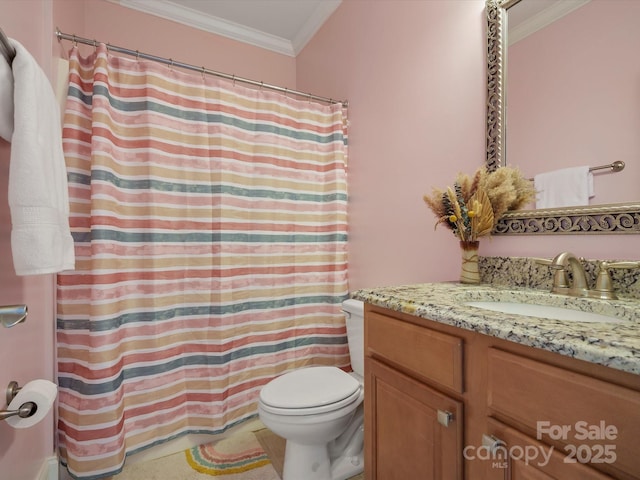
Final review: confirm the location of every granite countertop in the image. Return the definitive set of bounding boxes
[351,282,640,376]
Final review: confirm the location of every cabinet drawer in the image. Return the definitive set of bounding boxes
[487,348,640,479]
[483,418,613,480]
[366,310,463,393]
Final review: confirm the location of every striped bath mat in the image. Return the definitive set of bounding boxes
[115,423,280,479]
[185,429,279,478]
[116,420,363,479]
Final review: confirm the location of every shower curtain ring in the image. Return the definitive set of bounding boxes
[135,50,140,60]
[201,66,205,79]
[72,34,77,46]
[232,75,236,87]
[169,58,173,70]
[93,39,97,51]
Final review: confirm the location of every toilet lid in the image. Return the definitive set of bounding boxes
[260,366,360,410]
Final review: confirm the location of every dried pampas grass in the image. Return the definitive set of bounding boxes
[423,166,535,241]
[479,166,535,219]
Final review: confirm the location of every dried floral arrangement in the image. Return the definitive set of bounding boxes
[423,166,535,242]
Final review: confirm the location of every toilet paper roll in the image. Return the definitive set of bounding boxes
[5,379,58,429]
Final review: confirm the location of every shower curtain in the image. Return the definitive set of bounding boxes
[56,44,349,479]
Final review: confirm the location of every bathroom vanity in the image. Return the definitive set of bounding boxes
[353,282,640,480]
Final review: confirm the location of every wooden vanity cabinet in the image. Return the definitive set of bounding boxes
[363,303,640,480]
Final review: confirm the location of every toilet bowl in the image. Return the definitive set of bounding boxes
[258,299,365,480]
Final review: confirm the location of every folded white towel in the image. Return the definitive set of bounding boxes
[5,38,75,275]
[534,166,594,209]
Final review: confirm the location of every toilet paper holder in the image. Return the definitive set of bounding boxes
[7,380,21,404]
[1,381,37,422]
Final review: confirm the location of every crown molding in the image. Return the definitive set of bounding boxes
[291,0,341,55]
[508,0,591,46]
[113,0,296,56]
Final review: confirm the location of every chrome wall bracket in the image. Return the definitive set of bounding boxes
[0,304,28,328]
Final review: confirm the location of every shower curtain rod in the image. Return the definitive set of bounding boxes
[55,29,347,107]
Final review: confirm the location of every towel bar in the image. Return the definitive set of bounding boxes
[590,160,625,173]
[528,161,625,181]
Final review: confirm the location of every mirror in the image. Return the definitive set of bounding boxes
[486,0,640,234]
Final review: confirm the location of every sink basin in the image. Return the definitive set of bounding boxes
[464,301,625,324]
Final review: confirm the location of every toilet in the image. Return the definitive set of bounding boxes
[258,299,365,480]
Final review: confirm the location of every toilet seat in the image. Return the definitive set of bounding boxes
[259,366,361,416]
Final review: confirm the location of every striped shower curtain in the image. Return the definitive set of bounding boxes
[56,44,349,479]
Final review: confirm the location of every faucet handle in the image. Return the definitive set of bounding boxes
[603,260,640,271]
[533,257,569,289]
[533,257,553,266]
[593,261,640,300]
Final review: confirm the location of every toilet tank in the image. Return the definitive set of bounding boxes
[342,299,365,377]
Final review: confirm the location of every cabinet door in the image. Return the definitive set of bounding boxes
[365,358,463,480]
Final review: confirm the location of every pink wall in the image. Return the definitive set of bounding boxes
[0,3,57,480]
[298,0,640,291]
[297,0,489,289]
[1,1,639,477]
[508,0,639,205]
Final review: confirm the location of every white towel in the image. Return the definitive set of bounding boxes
[534,166,594,209]
[3,38,75,275]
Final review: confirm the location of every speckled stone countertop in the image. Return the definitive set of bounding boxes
[351,282,640,376]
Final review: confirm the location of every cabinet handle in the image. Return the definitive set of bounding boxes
[482,434,506,454]
[437,409,454,427]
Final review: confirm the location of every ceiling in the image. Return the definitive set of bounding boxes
[113,0,342,57]
[507,0,590,45]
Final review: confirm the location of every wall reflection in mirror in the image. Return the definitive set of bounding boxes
[508,0,637,206]
[486,0,640,234]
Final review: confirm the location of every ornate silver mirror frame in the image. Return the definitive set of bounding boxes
[485,0,640,235]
